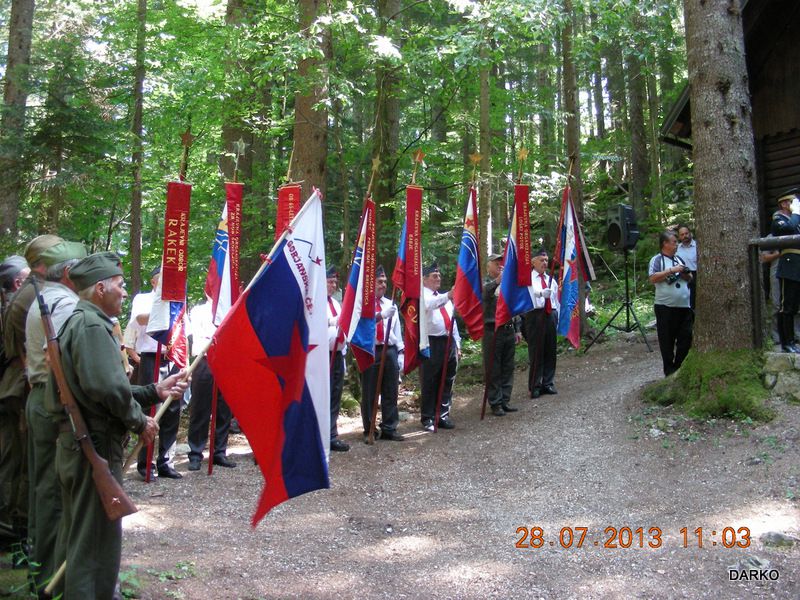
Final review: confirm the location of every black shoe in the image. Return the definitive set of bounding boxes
[421,419,434,432]
[502,404,519,413]
[490,405,506,417]
[157,465,183,479]
[330,439,350,452]
[213,455,237,468]
[782,344,800,354]
[187,458,201,471]
[137,464,157,480]
[437,418,455,430]
[229,419,242,434]
[379,430,405,441]
[542,385,557,395]
[530,388,541,399]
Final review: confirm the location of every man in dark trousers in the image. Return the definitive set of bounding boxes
[187,295,236,470]
[129,266,182,479]
[420,262,461,431]
[524,249,560,398]
[360,266,405,442]
[326,267,349,451]
[648,231,693,375]
[483,253,521,416]
[49,252,186,599]
[771,188,800,353]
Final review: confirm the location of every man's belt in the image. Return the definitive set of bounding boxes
[780,248,800,256]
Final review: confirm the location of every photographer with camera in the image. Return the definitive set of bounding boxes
[648,230,693,376]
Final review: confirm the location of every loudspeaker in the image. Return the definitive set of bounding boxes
[606,204,639,250]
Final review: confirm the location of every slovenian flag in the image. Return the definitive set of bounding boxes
[453,186,483,340]
[553,185,595,348]
[338,198,377,372]
[495,202,535,327]
[204,203,232,325]
[207,190,330,526]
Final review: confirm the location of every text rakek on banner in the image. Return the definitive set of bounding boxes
[147,181,190,368]
[207,190,330,526]
[553,185,595,348]
[338,198,377,372]
[453,186,483,340]
[392,185,429,374]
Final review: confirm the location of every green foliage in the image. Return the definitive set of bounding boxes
[643,349,772,421]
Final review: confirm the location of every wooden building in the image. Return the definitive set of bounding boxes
[660,0,800,230]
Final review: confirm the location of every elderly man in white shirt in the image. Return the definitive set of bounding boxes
[419,262,461,431]
[524,249,560,399]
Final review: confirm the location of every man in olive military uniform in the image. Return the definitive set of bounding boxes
[48,252,187,599]
[0,235,63,549]
[23,240,86,594]
[482,254,521,416]
[770,188,800,353]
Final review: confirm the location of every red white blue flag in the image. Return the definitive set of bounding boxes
[207,190,329,526]
[453,186,483,340]
[553,186,595,348]
[338,198,377,372]
[146,274,188,368]
[204,183,243,326]
[495,202,534,327]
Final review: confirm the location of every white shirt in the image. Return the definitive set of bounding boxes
[129,291,159,353]
[422,287,462,349]
[375,296,404,350]
[529,271,561,313]
[675,239,697,271]
[327,295,346,354]
[188,301,215,357]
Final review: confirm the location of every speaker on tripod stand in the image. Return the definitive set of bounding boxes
[585,204,652,352]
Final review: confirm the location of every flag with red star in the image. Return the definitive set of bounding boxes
[207,190,330,525]
[453,186,484,340]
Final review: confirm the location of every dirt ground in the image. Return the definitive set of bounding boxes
[110,337,800,599]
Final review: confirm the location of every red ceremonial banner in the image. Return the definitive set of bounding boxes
[405,185,423,299]
[276,183,302,241]
[514,184,531,286]
[161,181,192,300]
[226,182,243,303]
[361,199,377,311]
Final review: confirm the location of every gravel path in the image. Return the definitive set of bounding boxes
[122,339,800,599]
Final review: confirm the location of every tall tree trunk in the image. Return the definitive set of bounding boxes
[292,0,330,201]
[0,0,35,240]
[684,0,758,352]
[562,0,586,337]
[606,40,627,183]
[536,42,555,172]
[372,0,400,271]
[479,42,491,262]
[626,43,650,222]
[589,11,607,174]
[646,68,664,226]
[430,94,448,228]
[128,0,146,295]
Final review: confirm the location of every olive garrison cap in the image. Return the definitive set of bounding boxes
[39,241,87,267]
[24,234,64,265]
[0,255,28,288]
[69,252,124,289]
[488,253,503,262]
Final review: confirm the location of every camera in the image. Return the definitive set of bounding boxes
[666,264,687,284]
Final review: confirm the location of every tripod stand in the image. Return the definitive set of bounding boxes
[584,248,652,352]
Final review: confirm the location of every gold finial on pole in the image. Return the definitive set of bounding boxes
[232,138,249,183]
[469,152,482,186]
[516,147,528,184]
[179,127,196,182]
[411,149,425,185]
[366,156,381,198]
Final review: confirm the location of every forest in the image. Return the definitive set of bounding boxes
[0,0,692,302]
